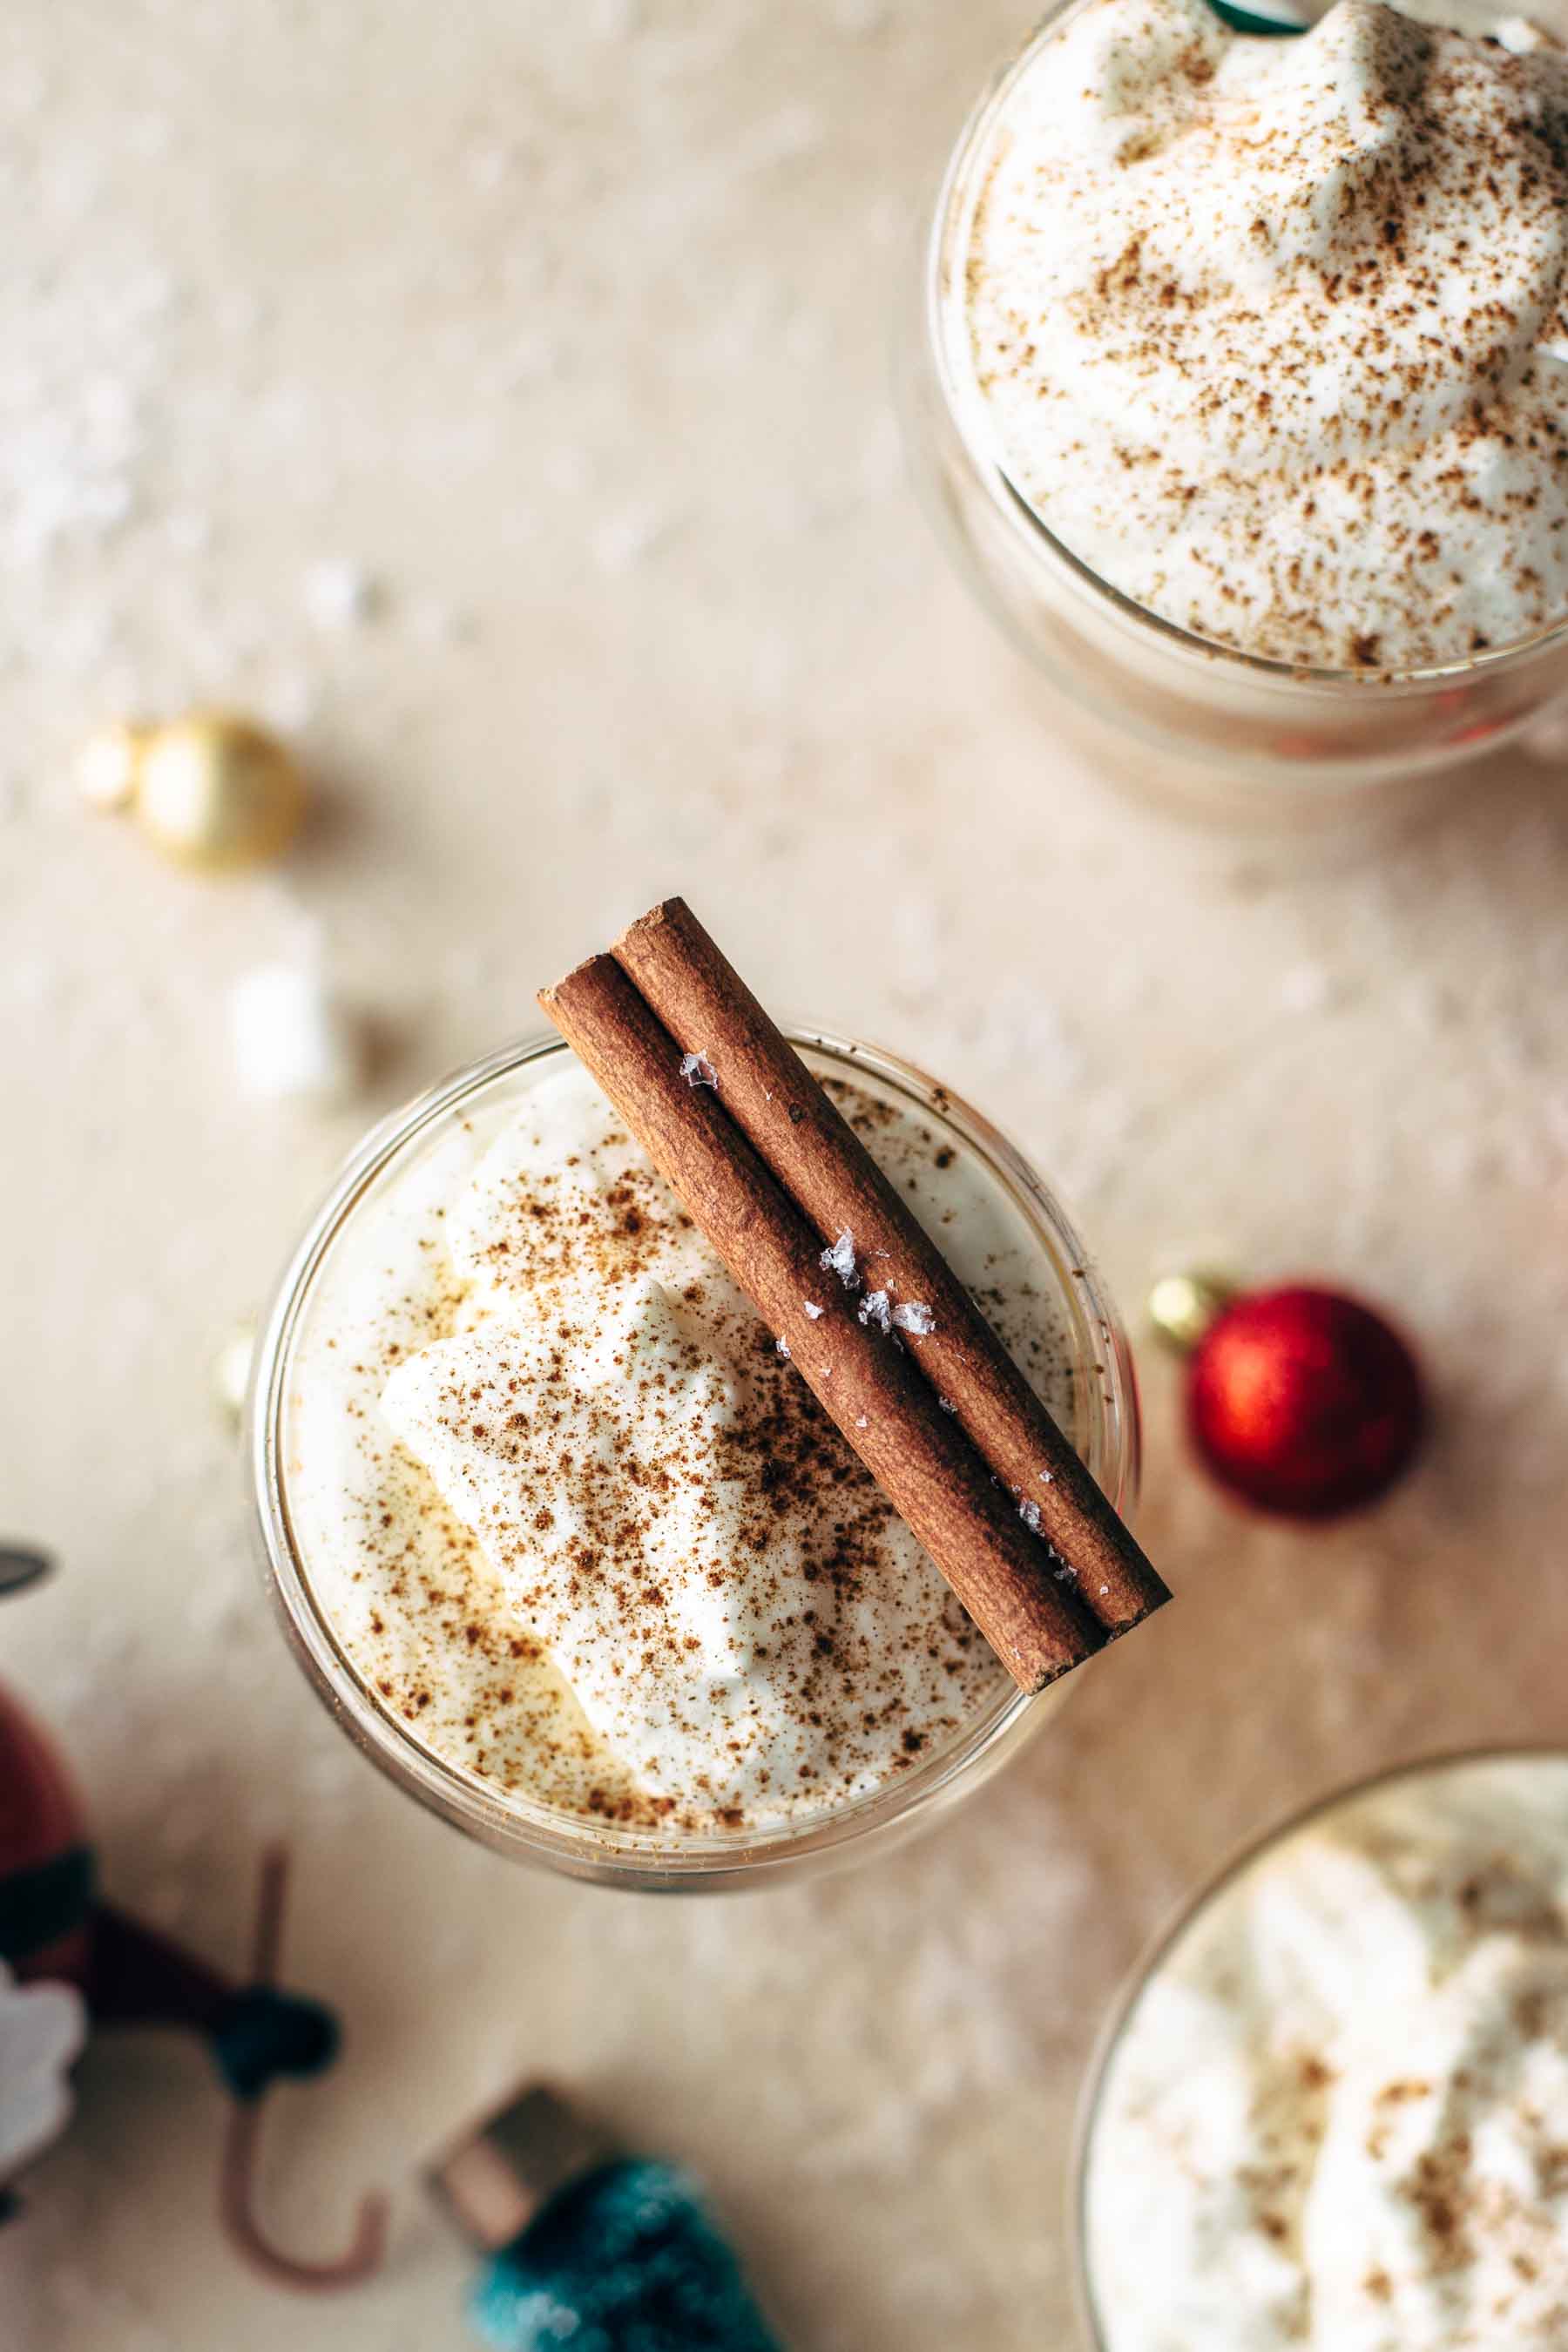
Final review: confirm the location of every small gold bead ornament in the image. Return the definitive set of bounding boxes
[78,710,307,872]
[1147,1270,1238,1354]
[76,718,152,813]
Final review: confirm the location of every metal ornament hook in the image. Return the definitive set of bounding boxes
[217,1847,389,2292]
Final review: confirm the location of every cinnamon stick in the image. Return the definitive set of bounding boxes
[613,897,1168,1636]
[540,951,1105,1693]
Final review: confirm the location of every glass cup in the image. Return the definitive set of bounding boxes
[900,0,1568,828]
[1073,1746,1568,2345]
[248,1028,1140,1893]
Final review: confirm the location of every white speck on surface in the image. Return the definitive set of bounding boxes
[260,672,321,733]
[162,509,212,555]
[229,962,363,1106]
[492,332,564,395]
[1279,962,1335,1016]
[680,1051,718,1089]
[7,956,67,1013]
[858,1288,893,1335]
[1039,1470,1055,1484]
[543,444,591,496]
[803,1301,823,1320]
[1018,1499,1043,1534]
[821,1229,859,1288]
[408,595,472,646]
[591,501,678,573]
[733,105,823,175]
[855,1415,868,1429]
[303,557,379,630]
[892,1301,934,1335]
[3,343,146,566]
[464,140,513,193]
[775,1335,791,1358]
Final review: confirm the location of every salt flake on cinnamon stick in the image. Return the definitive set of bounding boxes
[820,1230,859,1288]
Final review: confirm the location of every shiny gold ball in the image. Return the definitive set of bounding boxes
[133,712,307,872]
[1147,1270,1238,1355]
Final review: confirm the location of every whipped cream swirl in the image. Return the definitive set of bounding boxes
[1085,1755,1568,2348]
[965,0,1568,669]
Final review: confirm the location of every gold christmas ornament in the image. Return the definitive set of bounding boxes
[79,711,307,871]
[1147,1269,1238,1355]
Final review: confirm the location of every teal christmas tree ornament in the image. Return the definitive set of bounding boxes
[431,2085,783,2352]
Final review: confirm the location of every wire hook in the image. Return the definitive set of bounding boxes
[217,1847,389,2291]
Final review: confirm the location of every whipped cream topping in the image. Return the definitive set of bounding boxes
[1085,1755,1568,2349]
[963,0,1568,670]
[281,1054,1078,1831]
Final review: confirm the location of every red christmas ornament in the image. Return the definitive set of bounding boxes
[1185,1284,1425,1519]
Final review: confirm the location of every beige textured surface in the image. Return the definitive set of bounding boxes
[4,4,1568,2347]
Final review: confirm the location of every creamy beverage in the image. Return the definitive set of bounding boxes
[279,1053,1080,1835]
[1082,1754,1568,2349]
[961,0,1568,670]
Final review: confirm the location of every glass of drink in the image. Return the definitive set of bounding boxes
[249,1028,1139,1891]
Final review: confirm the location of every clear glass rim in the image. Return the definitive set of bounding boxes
[249,1024,1140,1889]
[1071,1740,1568,2347]
[928,0,1568,695]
